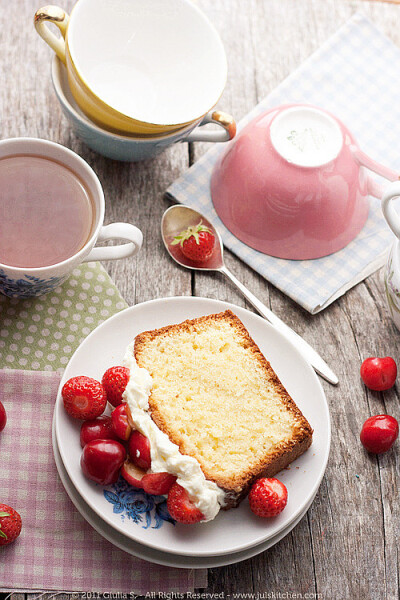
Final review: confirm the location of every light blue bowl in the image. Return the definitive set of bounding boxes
[51,57,235,162]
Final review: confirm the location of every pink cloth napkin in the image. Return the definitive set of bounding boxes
[0,369,207,593]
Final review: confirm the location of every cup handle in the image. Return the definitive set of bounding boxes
[34,5,69,64]
[382,182,400,240]
[351,146,400,198]
[184,111,236,143]
[83,223,143,262]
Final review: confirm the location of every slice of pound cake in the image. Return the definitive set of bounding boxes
[128,310,313,513]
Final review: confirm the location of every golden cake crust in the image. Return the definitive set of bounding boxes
[134,310,313,508]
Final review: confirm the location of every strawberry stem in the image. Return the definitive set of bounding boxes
[0,512,10,539]
[171,221,212,247]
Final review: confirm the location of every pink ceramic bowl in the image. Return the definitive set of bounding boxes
[211,104,398,259]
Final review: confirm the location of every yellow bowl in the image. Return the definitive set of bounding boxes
[34,0,228,136]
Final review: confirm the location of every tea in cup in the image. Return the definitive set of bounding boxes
[34,0,228,136]
[0,138,142,297]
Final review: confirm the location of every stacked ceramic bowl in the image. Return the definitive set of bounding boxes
[52,297,331,567]
[35,0,236,161]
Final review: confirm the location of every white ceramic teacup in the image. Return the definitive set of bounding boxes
[51,57,236,162]
[35,0,228,136]
[0,138,143,298]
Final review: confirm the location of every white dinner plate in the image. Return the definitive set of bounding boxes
[55,296,330,557]
[52,413,317,568]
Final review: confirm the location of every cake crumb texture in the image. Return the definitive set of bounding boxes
[134,310,313,501]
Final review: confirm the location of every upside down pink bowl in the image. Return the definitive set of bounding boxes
[210,104,397,260]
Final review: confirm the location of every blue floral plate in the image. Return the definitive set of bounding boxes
[52,414,317,568]
[54,297,330,557]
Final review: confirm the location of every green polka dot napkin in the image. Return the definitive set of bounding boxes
[0,262,127,372]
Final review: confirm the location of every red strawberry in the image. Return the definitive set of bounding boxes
[171,221,215,262]
[248,477,288,518]
[167,483,205,524]
[102,366,130,407]
[142,472,177,496]
[0,504,22,546]
[62,376,107,420]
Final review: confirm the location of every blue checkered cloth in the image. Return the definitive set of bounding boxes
[166,13,400,314]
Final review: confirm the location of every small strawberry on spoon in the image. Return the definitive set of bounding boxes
[171,221,215,262]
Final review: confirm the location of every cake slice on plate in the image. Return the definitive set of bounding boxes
[129,310,313,513]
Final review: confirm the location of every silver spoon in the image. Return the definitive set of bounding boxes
[161,204,338,385]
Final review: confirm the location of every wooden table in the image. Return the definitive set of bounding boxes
[3,0,400,598]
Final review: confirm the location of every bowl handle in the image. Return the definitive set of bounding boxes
[184,111,236,143]
[34,5,69,64]
[382,182,400,240]
[83,223,143,262]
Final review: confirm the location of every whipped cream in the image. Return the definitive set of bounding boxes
[122,342,226,522]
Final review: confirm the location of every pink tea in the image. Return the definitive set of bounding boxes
[0,155,95,268]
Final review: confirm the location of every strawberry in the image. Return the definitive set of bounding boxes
[62,376,107,420]
[102,366,130,407]
[171,221,215,262]
[248,477,288,518]
[167,483,205,524]
[0,504,22,546]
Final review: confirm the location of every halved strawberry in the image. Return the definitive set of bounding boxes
[167,483,205,524]
[142,472,177,496]
[62,376,107,420]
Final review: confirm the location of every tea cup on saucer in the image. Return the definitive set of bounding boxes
[35,0,228,136]
[0,138,143,298]
[51,57,236,162]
